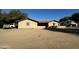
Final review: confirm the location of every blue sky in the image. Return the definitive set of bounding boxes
[2,9,79,21]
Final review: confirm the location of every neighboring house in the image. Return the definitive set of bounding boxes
[60,19,78,27]
[18,18,59,29]
[77,22,79,27]
[48,20,59,27]
[65,20,78,27]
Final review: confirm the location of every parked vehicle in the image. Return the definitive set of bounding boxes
[3,23,16,29]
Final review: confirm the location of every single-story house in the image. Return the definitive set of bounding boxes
[65,20,78,27]
[18,18,59,29]
[59,19,79,28]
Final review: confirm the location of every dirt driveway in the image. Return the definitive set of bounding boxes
[0,29,79,49]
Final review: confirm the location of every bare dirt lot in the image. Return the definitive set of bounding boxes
[0,29,79,49]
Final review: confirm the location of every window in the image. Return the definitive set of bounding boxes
[72,24,76,27]
[26,22,30,26]
[53,23,55,26]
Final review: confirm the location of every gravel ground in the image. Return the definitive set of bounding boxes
[0,29,79,49]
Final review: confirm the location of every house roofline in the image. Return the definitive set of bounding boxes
[17,18,58,23]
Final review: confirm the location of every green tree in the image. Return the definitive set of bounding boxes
[0,9,28,28]
[70,13,79,22]
[9,9,28,23]
[2,12,10,24]
[59,16,70,25]
[0,10,6,28]
[59,16,70,22]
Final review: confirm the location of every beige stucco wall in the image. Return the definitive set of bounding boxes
[48,21,59,27]
[18,20,61,29]
[36,26,46,29]
[57,26,66,28]
[18,20,38,28]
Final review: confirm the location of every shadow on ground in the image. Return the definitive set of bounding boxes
[46,28,79,35]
